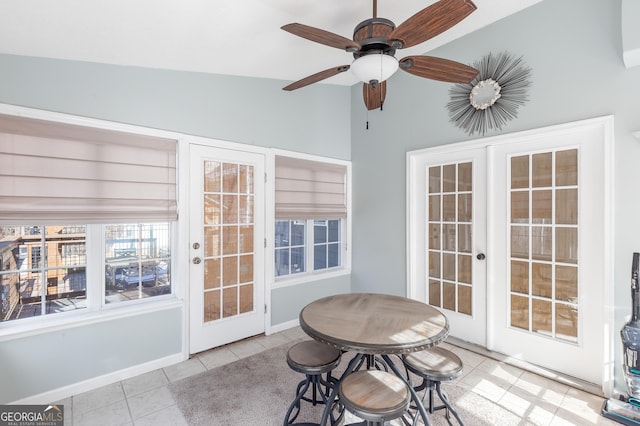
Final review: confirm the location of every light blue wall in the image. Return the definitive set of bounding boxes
[350,0,640,393]
[271,275,351,325]
[622,0,640,67]
[0,308,181,403]
[0,54,352,402]
[0,54,351,160]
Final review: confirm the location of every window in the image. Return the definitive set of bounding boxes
[1,225,87,322]
[313,219,341,270]
[273,155,348,280]
[0,223,172,323]
[275,220,305,276]
[105,223,171,304]
[0,112,178,326]
[274,219,343,277]
[30,245,42,269]
[61,243,86,266]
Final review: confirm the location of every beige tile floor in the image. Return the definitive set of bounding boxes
[56,326,616,426]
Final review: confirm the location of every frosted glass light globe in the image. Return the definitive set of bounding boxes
[351,54,399,84]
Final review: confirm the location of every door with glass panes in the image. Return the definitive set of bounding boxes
[422,148,487,346]
[409,118,609,385]
[189,144,265,354]
[488,119,606,385]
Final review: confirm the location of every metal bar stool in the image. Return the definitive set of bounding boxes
[284,340,342,425]
[339,369,411,426]
[403,347,465,425]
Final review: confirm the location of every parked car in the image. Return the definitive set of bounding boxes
[106,262,157,290]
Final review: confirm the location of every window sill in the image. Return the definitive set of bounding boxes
[272,267,351,289]
[0,296,183,342]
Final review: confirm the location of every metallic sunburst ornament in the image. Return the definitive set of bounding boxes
[447,52,532,136]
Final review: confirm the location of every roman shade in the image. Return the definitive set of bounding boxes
[275,155,347,220]
[0,113,178,224]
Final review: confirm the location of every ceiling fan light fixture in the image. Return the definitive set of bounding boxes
[351,53,399,84]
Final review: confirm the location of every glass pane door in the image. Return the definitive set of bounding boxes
[202,160,255,323]
[189,144,265,354]
[409,146,486,346]
[428,162,474,316]
[509,149,579,342]
[411,117,610,386]
[489,116,609,386]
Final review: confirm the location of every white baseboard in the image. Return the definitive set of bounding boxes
[268,318,299,334]
[11,352,186,404]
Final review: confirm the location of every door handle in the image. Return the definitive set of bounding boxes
[476,253,486,260]
[193,257,202,264]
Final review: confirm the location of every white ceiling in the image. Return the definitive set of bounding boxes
[0,0,542,87]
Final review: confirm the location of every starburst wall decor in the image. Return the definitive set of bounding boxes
[447,52,532,136]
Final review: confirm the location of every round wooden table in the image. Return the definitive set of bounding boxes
[299,292,449,354]
[297,293,450,426]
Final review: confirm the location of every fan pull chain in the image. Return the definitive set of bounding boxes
[379,57,384,111]
[365,84,370,129]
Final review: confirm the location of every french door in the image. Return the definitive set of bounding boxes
[189,144,265,354]
[487,121,607,385]
[408,117,612,386]
[408,147,487,346]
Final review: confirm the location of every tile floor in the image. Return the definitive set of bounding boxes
[56,326,615,426]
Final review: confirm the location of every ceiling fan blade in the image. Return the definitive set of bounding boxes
[400,56,478,83]
[282,23,361,52]
[362,81,387,110]
[283,65,350,91]
[388,0,477,49]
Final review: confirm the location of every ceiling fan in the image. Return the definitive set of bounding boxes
[281,0,480,110]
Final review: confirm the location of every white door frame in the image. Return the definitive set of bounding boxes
[178,137,271,356]
[407,116,614,396]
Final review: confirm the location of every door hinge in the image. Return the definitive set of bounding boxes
[264,304,267,314]
[265,172,267,183]
[264,238,267,248]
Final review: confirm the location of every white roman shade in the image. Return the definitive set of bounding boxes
[275,155,347,220]
[0,113,178,224]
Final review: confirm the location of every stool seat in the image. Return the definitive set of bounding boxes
[284,340,342,425]
[339,370,411,424]
[402,347,465,426]
[403,346,463,380]
[287,340,341,374]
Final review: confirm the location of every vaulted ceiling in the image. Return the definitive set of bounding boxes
[0,0,542,86]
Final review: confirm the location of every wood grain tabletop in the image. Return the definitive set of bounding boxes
[299,293,449,354]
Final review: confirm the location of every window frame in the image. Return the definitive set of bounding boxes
[274,219,307,276]
[312,219,342,272]
[274,218,344,280]
[102,223,174,308]
[270,151,352,288]
[273,218,349,286]
[0,105,186,341]
[0,222,177,336]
